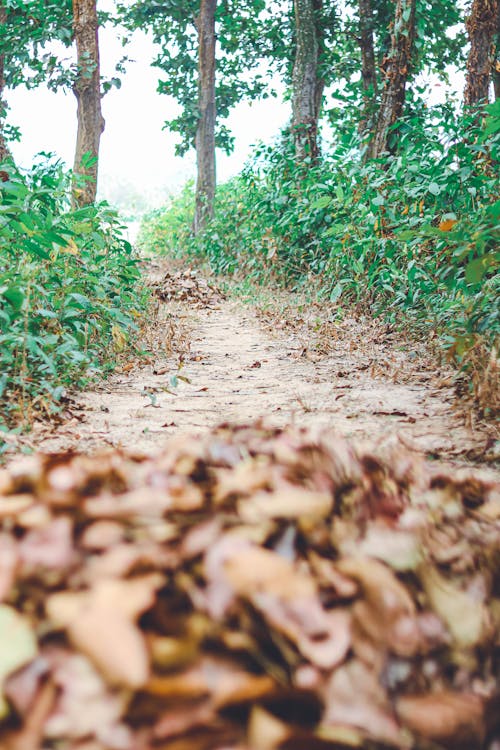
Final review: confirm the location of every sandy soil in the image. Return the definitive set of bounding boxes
[26,271,498,469]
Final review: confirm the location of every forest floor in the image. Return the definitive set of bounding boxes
[19,261,498,472]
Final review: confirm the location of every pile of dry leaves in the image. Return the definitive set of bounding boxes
[151,269,224,308]
[0,422,498,750]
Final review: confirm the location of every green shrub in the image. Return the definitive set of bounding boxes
[0,157,147,432]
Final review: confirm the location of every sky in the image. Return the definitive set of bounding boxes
[6,19,290,212]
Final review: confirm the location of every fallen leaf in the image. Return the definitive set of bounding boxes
[0,606,38,718]
[46,574,163,688]
[419,565,489,648]
[396,691,485,745]
[323,659,406,747]
[238,487,333,523]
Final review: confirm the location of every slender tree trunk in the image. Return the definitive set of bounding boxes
[0,1,11,163]
[368,0,416,159]
[194,0,217,235]
[313,0,325,126]
[292,0,321,161]
[494,2,500,98]
[72,0,104,206]
[358,0,378,137]
[464,0,499,105]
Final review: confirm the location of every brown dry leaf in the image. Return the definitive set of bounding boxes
[323,659,407,747]
[0,534,18,602]
[84,488,174,519]
[80,521,126,550]
[247,705,291,750]
[396,691,485,746]
[238,487,333,523]
[419,564,490,648]
[154,700,216,741]
[147,656,276,708]
[221,547,351,668]
[307,553,359,598]
[44,653,130,746]
[46,574,163,688]
[4,656,49,717]
[19,516,74,571]
[336,557,417,656]
[213,460,273,504]
[340,522,422,571]
[0,494,34,518]
[222,547,315,600]
[3,679,56,750]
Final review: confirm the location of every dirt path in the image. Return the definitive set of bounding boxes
[28,269,498,468]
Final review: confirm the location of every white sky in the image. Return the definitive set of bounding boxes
[6,19,290,209]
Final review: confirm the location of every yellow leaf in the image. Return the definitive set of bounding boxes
[439,219,457,232]
[61,239,79,255]
[112,325,127,352]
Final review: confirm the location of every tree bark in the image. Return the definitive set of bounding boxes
[72,0,104,206]
[194,0,217,235]
[494,2,500,99]
[358,0,378,137]
[292,0,321,161]
[313,0,325,128]
[368,0,416,159]
[0,1,12,163]
[464,0,498,105]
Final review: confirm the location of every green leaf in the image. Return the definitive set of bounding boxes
[2,286,25,311]
[312,195,332,210]
[428,182,441,196]
[65,293,93,310]
[23,240,50,259]
[465,257,487,284]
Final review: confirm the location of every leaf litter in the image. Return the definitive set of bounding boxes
[0,421,498,749]
[150,268,225,309]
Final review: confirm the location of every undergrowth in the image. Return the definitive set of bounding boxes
[0,157,147,438]
[139,102,499,417]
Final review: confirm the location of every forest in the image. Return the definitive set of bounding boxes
[0,1,499,749]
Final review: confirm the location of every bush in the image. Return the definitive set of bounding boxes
[0,157,147,431]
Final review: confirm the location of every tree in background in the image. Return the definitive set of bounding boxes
[72,0,105,206]
[358,0,378,138]
[194,0,217,232]
[368,0,416,158]
[464,0,499,106]
[494,2,500,98]
[120,0,268,232]
[0,1,9,162]
[292,0,323,160]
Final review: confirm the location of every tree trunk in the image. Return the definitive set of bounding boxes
[313,0,325,127]
[464,0,498,105]
[194,0,217,235]
[358,0,378,137]
[494,2,500,99]
[292,0,321,161]
[72,0,104,206]
[368,0,416,159]
[0,1,11,164]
